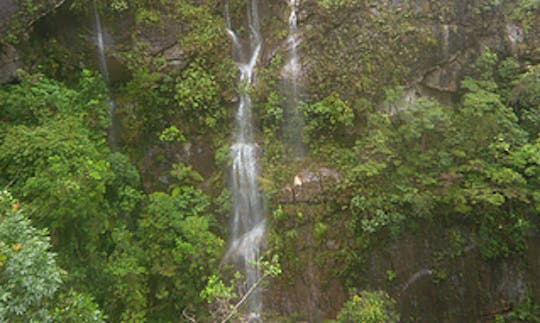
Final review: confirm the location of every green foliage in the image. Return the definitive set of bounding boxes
[158,125,186,143]
[495,296,540,322]
[136,187,223,320]
[110,0,129,12]
[0,192,61,321]
[335,291,400,323]
[176,1,228,56]
[3,0,47,44]
[19,35,87,83]
[0,191,105,322]
[116,67,163,147]
[116,0,235,152]
[385,270,396,282]
[201,274,235,305]
[0,70,109,135]
[201,255,281,321]
[0,116,114,272]
[306,1,431,101]
[105,227,147,322]
[2,0,538,319]
[314,222,328,240]
[302,95,354,144]
[509,0,540,32]
[0,75,115,263]
[316,0,359,10]
[272,204,285,221]
[52,290,106,322]
[333,50,536,267]
[511,137,540,213]
[0,72,148,319]
[344,97,451,235]
[135,8,160,25]
[104,153,143,228]
[507,64,540,137]
[174,60,222,128]
[261,91,284,134]
[478,212,529,259]
[170,163,204,186]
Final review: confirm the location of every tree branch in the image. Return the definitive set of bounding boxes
[3,171,19,190]
[220,272,269,323]
[182,308,198,323]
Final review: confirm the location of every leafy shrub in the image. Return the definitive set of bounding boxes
[302,95,354,143]
[335,291,400,323]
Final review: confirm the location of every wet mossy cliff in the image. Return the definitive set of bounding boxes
[1,0,539,321]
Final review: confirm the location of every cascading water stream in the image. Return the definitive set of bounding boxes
[225,0,265,320]
[282,0,304,157]
[93,0,109,84]
[284,0,300,86]
[92,0,119,150]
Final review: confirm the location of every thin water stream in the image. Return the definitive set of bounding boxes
[225,0,265,320]
[282,0,304,157]
[92,0,119,150]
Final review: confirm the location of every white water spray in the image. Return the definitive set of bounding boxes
[225,0,265,319]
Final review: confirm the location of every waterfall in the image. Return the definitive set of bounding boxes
[225,0,265,320]
[92,0,119,150]
[93,0,109,83]
[284,0,300,81]
[282,0,304,158]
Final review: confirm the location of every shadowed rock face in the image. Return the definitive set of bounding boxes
[281,167,340,203]
[0,0,65,37]
[0,0,21,36]
[0,0,65,82]
[0,43,18,83]
[269,214,539,322]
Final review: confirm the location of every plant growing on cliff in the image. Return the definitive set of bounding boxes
[495,295,540,322]
[301,95,354,145]
[334,291,399,323]
[201,255,281,322]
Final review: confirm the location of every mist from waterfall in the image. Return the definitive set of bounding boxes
[225,0,265,320]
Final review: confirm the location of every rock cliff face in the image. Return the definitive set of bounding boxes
[268,177,540,313]
[299,0,539,103]
[0,0,65,35]
[265,2,539,320]
[275,239,528,322]
[0,0,65,82]
[270,173,540,321]
[0,43,18,83]
[7,1,536,94]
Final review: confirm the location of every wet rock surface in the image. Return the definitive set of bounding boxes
[280,167,340,203]
[140,138,216,193]
[0,43,18,83]
[269,217,539,322]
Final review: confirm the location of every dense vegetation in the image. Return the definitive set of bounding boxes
[0,0,538,321]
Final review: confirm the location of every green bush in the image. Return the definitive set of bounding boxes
[335,291,400,323]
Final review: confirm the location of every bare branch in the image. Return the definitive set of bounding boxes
[182,308,198,323]
[3,171,19,191]
[220,272,269,323]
